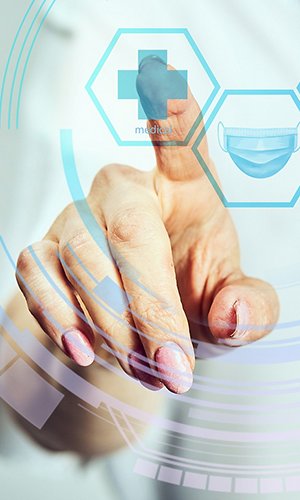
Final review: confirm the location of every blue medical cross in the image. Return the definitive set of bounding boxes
[118,50,188,120]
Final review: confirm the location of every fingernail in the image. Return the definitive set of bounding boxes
[128,352,163,391]
[217,337,249,347]
[62,329,95,367]
[155,341,193,394]
[230,301,249,339]
[138,55,166,73]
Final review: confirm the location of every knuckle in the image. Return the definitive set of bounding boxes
[61,203,77,221]
[16,248,31,275]
[136,296,179,334]
[109,208,158,246]
[60,203,86,230]
[91,164,124,192]
[16,241,46,275]
[59,228,90,256]
[59,228,91,267]
[91,164,144,197]
[98,163,124,178]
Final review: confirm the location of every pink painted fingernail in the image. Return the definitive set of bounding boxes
[155,341,193,394]
[62,329,95,367]
[128,352,163,391]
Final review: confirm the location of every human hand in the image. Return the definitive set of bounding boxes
[16,57,279,394]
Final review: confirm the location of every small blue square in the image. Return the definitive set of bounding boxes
[94,276,131,314]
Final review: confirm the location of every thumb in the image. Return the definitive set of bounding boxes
[136,55,209,181]
[208,276,280,346]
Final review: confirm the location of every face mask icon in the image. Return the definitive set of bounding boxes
[218,122,300,178]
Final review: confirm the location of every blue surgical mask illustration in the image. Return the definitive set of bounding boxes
[218,122,300,178]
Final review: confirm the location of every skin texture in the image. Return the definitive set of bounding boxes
[14,61,279,398]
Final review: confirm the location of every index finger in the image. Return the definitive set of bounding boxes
[101,175,195,394]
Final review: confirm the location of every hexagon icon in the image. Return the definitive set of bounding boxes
[86,28,220,146]
[192,90,300,208]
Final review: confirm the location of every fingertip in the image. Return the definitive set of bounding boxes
[136,56,188,121]
[154,342,194,394]
[62,329,95,367]
[128,351,164,391]
[208,281,279,344]
[138,54,166,74]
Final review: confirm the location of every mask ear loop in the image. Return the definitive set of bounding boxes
[217,122,227,152]
[294,122,300,152]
